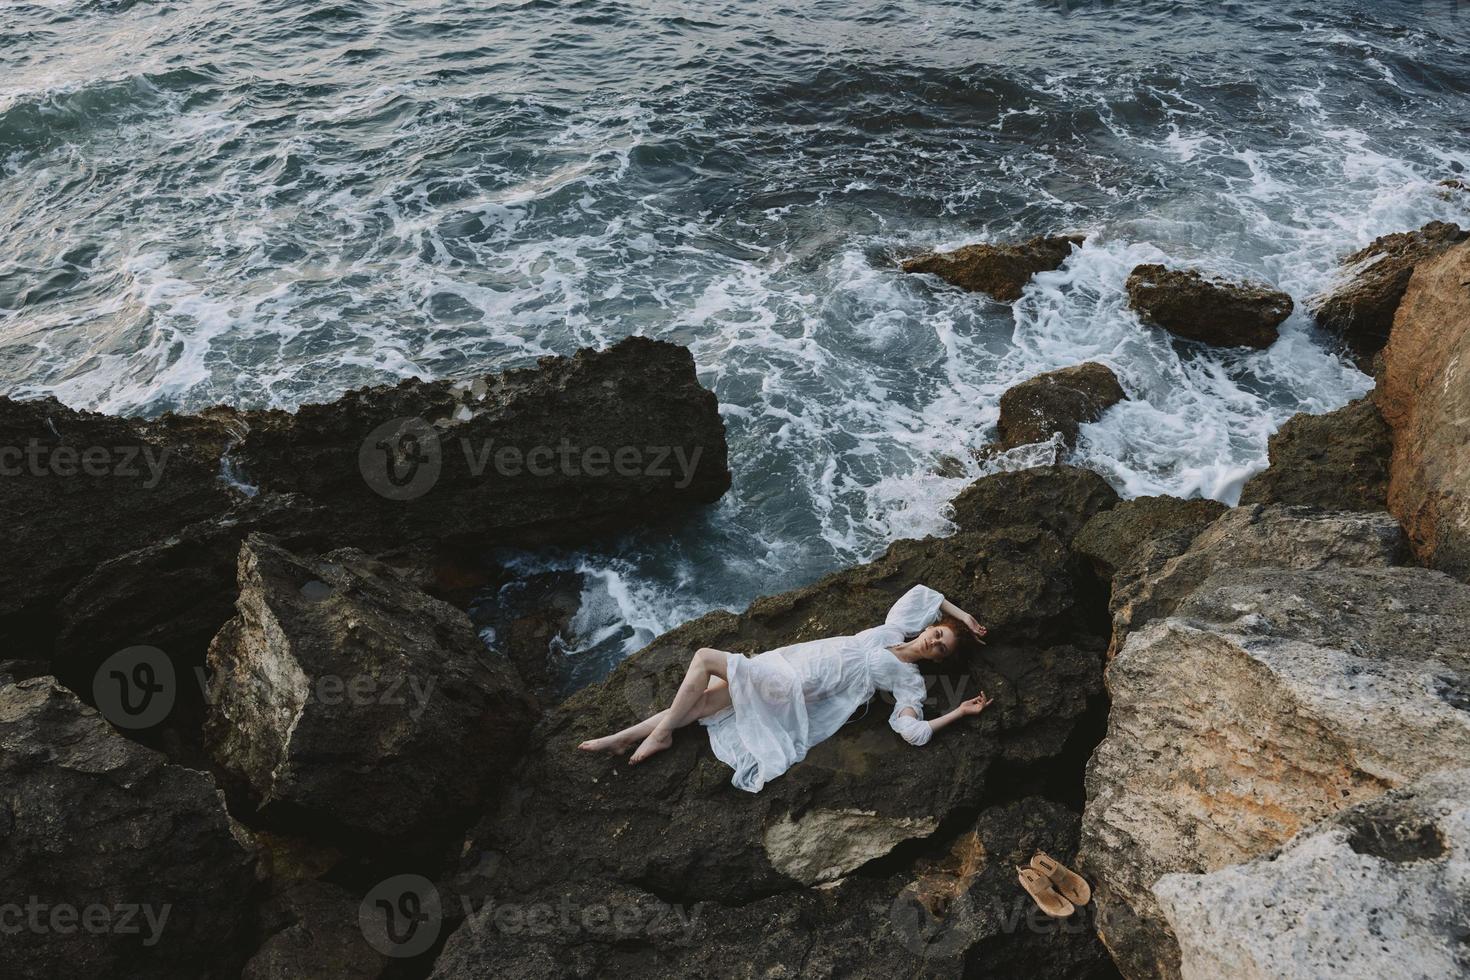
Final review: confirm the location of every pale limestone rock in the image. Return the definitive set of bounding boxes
[762,808,939,885]
[1080,564,1470,979]
[1155,767,1470,980]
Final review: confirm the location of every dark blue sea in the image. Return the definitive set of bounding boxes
[4,0,1469,684]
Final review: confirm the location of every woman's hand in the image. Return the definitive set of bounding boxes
[939,597,988,645]
[955,610,987,644]
[958,691,994,716]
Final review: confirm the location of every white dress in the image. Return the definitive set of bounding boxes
[699,584,944,793]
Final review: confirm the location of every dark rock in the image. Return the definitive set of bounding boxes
[244,880,388,980]
[902,234,1085,302]
[1074,495,1226,580]
[0,395,236,655]
[203,534,538,851]
[1125,264,1293,349]
[229,337,731,552]
[426,497,1113,974]
[432,798,1110,979]
[948,465,1120,545]
[1238,398,1390,511]
[3,339,729,688]
[50,492,332,751]
[1314,221,1468,368]
[0,677,256,980]
[995,362,1127,451]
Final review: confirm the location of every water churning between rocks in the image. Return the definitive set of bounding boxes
[4,0,1470,681]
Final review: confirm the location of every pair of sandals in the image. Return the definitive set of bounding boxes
[1016,851,1091,918]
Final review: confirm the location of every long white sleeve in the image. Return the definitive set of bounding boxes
[883,584,944,637]
[887,664,932,746]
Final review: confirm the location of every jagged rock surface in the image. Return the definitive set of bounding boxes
[1314,220,1468,368]
[1154,766,1470,980]
[1107,504,1407,656]
[1375,240,1470,581]
[1238,397,1391,511]
[1125,264,1293,348]
[1080,564,1470,979]
[0,677,257,980]
[204,535,538,849]
[995,362,1127,451]
[902,234,1085,302]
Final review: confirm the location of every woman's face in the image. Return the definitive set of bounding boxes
[921,625,957,660]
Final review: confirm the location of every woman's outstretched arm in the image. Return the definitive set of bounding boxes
[895,691,993,743]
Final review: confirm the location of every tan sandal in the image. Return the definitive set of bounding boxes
[1017,867,1075,918]
[1030,851,1091,906]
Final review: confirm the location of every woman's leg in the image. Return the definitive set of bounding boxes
[629,648,729,764]
[578,674,730,754]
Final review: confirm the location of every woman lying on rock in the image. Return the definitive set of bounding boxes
[579,585,993,792]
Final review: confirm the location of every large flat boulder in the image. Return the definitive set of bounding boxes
[204,534,538,850]
[1314,220,1468,368]
[1079,564,1470,980]
[995,362,1127,451]
[425,469,1116,975]
[229,337,730,551]
[1107,504,1407,656]
[0,677,257,979]
[1155,766,1470,980]
[1374,240,1470,581]
[1126,264,1293,349]
[902,234,1084,302]
[1238,397,1391,511]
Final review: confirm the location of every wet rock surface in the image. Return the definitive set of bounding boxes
[0,677,257,980]
[995,363,1127,451]
[0,395,236,656]
[902,234,1085,302]
[1238,397,1391,512]
[1125,264,1293,349]
[1314,220,1468,368]
[1375,240,1470,581]
[4,339,730,696]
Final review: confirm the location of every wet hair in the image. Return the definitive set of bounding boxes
[930,615,978,661]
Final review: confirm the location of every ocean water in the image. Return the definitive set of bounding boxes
[5,0,1470,685]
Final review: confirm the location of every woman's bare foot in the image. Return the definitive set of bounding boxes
[628,728,673,765]
[578,733,638,754]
